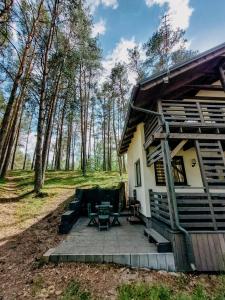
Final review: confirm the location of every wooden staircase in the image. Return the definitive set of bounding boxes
[195,140,225,187]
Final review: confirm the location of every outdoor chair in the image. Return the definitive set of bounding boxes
[111,210,121,226]
[87,203,98,226]
[98,206,110,231]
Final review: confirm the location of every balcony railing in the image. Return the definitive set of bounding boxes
[160,99,225,127]
[149,189,225,231]
[144,98,225,146]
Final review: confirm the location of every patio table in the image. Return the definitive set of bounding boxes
[95,204,113,210]
[95,204,113,230]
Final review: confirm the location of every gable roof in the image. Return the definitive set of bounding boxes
[119,42,225,155]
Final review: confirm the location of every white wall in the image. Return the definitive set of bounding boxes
[127,123,151,217]
[127,125,204,218]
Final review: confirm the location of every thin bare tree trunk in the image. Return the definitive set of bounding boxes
[112,100,122,175]
[23,112,33,170]
[65,118,72,170]
[10,116,21,170]
[55,98,66,170]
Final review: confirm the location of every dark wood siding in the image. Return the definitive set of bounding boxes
[191,232,225,271]
[151,218,225,271]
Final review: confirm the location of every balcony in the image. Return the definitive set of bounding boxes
[149,189,225,231]
[160,98,225,128]
[144,98,225,147]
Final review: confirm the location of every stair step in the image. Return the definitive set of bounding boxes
[69,201,80,210]
[144,228,172,253]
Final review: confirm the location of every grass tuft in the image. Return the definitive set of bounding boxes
[31,275,45,297]
[117,282,225,300]
[60,280,91,300]
[118,283,172,300]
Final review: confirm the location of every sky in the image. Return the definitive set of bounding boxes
[87,0,225,84]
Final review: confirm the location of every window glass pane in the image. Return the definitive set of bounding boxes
[154,156,187,185]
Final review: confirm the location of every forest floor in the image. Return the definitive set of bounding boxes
[0,170,225,300]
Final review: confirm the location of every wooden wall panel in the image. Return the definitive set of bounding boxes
[191,233,225,271]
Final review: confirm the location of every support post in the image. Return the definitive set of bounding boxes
[162,139,196,270]
[161,140,176,230]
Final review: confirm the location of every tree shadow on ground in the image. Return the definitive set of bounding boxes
[0,190,34,203]
[0,192,74,299]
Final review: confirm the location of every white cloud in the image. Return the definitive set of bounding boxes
[102,0,118,8]
[86,0,118,14]
[91,19,106,38]
[145,0,193,30]
[101,37,145,85]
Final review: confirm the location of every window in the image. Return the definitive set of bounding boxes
[154,156,187,186]
[135,159,142,187]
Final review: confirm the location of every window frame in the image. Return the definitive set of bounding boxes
[134,159,142,187]
[154,156,187,186]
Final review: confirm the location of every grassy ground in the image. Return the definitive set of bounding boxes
[0,170,124,241]
[0,170,225,300]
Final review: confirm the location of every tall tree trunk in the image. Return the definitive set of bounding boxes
[1,104,24,176]
[112,100,122,176]
[31,144,36,171]
[10,114,21,170]
[107,103,111,171]
[55,98,66,170]
[34,0,59,194]
[71,128,76,171]
[42,66,62,178]
[23,112,33,170]
[79,65,86,175]
[0,42,36,176]
[102,117,106,171]
[0,0,43,162]
[65,118,72,171]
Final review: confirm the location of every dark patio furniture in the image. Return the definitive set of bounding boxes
[128,198,141,217]
[101,201,111,206]
[98,206,110,230]
[111,211,121,226]
[87,203,98,226]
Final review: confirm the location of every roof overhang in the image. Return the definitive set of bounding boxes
[119,42,225,155]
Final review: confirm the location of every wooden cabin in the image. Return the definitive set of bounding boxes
[119,43,225,272]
